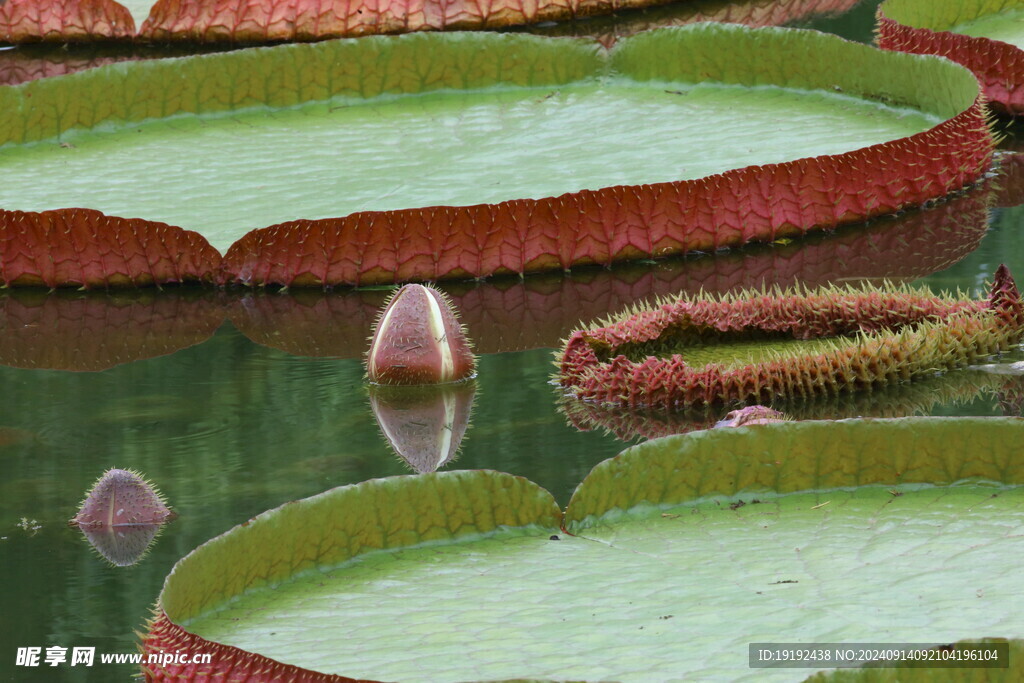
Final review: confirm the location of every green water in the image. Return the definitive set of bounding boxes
[3,1,1024,681]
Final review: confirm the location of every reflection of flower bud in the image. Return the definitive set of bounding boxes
[79,524,163,567]
[366,284,475,385]
[368,382,476,473]
[69,468,175,528]
[715,405,788,428]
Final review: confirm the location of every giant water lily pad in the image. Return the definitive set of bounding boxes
[878,0,1024,114]
[0,25,994,287]
[142,418,1024,680]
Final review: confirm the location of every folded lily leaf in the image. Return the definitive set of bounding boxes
[557,267,1024,409]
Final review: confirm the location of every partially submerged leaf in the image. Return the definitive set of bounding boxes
[142,418,1024,681]
[0,26,994,287]
[878,0,1024,114]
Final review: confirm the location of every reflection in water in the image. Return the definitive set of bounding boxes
[368,382,477,473]
[560,367,1024,442]
[69,469,176,566]
[0,288,225,372]
[78,524,164,567]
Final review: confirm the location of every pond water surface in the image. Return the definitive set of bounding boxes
[2,0,1023,680]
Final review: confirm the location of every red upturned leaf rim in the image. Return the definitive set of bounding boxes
[877,0,1024,115]
[0,26,996,288]
[0,161,997,370]
[526,0,861,47]
[0,0,859,44]
[225,165,997,358]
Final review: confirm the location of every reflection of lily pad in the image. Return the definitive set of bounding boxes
[142,418,1024,681]
[0,287,224,371]
[878,0,1024,114]
[560,369,1024,441]
[0,26,994,287]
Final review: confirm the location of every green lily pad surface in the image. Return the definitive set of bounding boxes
[0,28,967,255]
[186,486,1021,682]
[618,330,863,369]
[0,83,935,255]
[151,418,1024,681]
[951,8,1024,48]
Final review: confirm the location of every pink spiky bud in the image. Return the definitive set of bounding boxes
[366,284,475,385]
[69,468,175,528]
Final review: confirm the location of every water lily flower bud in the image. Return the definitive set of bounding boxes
[366,284,475,385]
[69,468,175,528]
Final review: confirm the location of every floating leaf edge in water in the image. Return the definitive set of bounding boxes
[142,417,1024,681]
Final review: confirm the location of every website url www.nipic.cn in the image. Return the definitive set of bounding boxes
[15,647,211,668]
